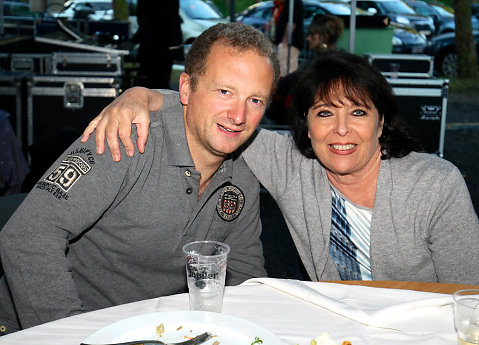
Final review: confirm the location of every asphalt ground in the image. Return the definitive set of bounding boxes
[259,88,479,279]
[443,91,479,215]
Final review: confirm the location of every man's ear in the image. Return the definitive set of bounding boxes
[179,72,191,105]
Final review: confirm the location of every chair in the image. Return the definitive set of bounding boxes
[0,193,27,231]
[0,110,30,195]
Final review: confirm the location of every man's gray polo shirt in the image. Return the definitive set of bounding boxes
[0,92,266,331]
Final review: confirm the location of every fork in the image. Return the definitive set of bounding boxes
[80,331,212,345]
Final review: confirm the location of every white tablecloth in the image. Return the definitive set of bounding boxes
[0,278,456,345]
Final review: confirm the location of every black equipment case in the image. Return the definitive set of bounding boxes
[23,75,120,186]
[26,75,120,149]
[365,53,434,78]
[51,52,123,76]
[388,78,448,156]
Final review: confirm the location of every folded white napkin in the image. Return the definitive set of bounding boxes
[241,278,453,334]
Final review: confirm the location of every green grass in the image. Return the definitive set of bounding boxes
[434,0,453,8]
[448,76,479,95]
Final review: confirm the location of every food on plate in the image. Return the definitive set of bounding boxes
[311,332,351,345]
[155,323,215,343]
[156,323,165,336]
[251,337,263,344]
[311,333,335,345]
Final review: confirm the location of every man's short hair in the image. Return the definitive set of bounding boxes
[185,22,280,96]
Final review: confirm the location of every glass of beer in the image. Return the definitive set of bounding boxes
[454,289,479,345]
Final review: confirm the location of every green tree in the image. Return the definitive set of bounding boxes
[452,0,479,77]
[112,0,129,21]
[212,0,259,17]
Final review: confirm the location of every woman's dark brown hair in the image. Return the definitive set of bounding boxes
[290,50,423,159]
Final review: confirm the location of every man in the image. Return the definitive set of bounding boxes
[0,23,280,333]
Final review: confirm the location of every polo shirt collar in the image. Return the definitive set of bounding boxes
[159,93,234,181]
[157,93,193,167]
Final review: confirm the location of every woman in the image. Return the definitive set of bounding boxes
[83,51,479,284]
[306,14,344,56]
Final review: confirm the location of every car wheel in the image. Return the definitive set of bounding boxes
[439,50,458,76]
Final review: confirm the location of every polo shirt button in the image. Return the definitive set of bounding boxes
[185,170,191,177]
[186,188,192,194]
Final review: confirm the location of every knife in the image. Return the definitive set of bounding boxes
[80,331,212,345]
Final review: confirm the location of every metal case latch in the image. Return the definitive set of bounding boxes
[11,57,34,72]
[64,82,84,109]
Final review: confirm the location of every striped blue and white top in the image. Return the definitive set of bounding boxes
[329,185,372,281]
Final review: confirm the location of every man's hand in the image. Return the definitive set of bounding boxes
[81,87,162,162]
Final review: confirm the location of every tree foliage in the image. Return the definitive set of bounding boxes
[452,0,479,77]
[213,0,258,16]
[112,0,129,21]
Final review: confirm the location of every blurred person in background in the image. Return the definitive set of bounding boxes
[134,0,183,88]
[264,0,284,40]
[267,14,345,125]
[275,0,303,76]
[306,14,344,56]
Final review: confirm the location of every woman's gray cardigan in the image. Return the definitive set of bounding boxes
[242,129,479,284]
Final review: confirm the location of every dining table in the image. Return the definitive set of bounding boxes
[0,277,477,345]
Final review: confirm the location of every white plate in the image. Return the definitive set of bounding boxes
[83,310,284,344]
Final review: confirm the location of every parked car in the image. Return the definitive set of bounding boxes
[235,1,272,33]
[179,0,228,45]
[425,30,479,75]
[472,3,479,20]
[237,0,426,54]
[2,0,58,36]
[94,0,226,49]
[405,0,479,34]
[237,0,354,37]
[55,0,114,21]
[3,0,35,18]
[354,0,435,37]
[124,0,226,60]
[391,22,427,53]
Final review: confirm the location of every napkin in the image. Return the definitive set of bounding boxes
[241,278,453,334]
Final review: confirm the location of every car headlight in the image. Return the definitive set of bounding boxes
[392,36,403,46]
[396,16,410,25]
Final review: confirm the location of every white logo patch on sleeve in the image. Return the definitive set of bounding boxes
[45,155,91,192]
